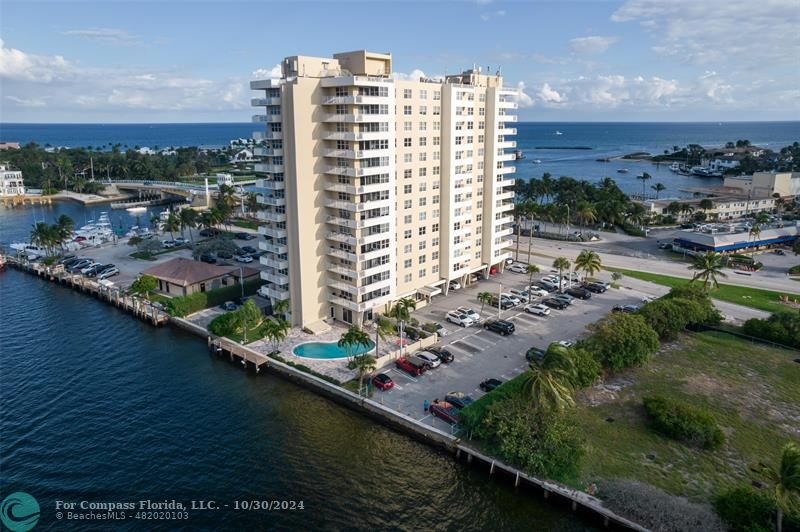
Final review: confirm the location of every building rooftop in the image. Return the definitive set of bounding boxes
[142,257,258,287]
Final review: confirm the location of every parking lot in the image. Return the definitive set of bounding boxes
[372,266,654,431]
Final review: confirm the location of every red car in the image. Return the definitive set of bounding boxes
[429,401,460,424]
[372,373,394,391]
[395,357,424,377]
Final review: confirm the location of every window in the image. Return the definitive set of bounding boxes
[479,107,485,116]
[404,273,412,282]
[419,268,426,278]
[403,184,412,194]
[418,167,427,177]
[404,137,412,147]
[419,182,427,192]
[432,265,439,274]
[432,237,439,246]
[419,122,427,131]
[419,197,427,207]
[418,226,427,236]
[419,152,427,162]
[419,137,427,147]
[404,259,412,268]
[433,106,441,116]
[404,121,412,131]
[479,93,486,102]
[434,121,440,131]
[418,211,427,221]
[403,153,412,163]
[404,199,412,209]
[433,136,440,146]
[432,223,439,233]
[404,214,412,224]
[403,105,412,115]
[432,195,440,205]
[418,241,427,250]
[420,89,427,99]
[434,91,441,100]
[404,244,412,253]
[419,105,427,115]
[404,229,412,239]
[418,255,427,264]
[433,151,440,161]
[404,169,413,179]
[404,89,412,99]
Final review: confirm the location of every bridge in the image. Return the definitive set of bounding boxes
[103,179,257,207]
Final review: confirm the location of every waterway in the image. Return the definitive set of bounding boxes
[0,203,593,529]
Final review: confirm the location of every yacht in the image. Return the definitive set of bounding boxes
[669,162,681,172]
[514,150,525,160]
[617,168,629,174]
[532,159,542,164]
[9,242,48,259]
[555,130,563,135]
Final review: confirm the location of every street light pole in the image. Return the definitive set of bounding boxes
[497,282,502,318]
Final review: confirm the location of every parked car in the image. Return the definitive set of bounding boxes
[535,280,559,292]
[558,340,575,348]
[413,351,441,369]
[456,306,480,322]
[234,232,250,240]
[429,401,460,424]
[79,262,100,274]
[613,304,640,314]
[508,288,530,303]
[448,280,462,291]
[200,253,217,264]
[425,346,454,363]
[583,281,607,293]
[257,286,270,298]
[235,255,254,263]
[501,293,522,306]
[220,301,238,311]
[174,237,186,245]
[372,373,394,391]
[161,239,177,248]
[199,228,220,237]
[395,357,425,377]
[489,296,516,310]
[505,257,514,266]
[566,286,592,300]
[97,266,120,280]
[543,298,568,310]
[526,347,545,362]
[541,275,560,285]
[524,303,550,316]
[527,287,550,298]
[483,318,515,336]
[67,259,93,273]
[434,323,449,337]
[507,263,528,274]
[241,245,258,254]
[479,378,504,392]
[84,264,106,277]
[446,311,474,328]
[444,392,474,410]
[553,293,574,306]
[57,254,77,265]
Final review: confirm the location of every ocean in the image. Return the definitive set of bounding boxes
[2,121,798,197]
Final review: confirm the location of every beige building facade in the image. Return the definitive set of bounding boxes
[723,171,800,198]
[251,50,517,329]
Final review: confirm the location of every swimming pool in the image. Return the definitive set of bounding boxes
[292,340,375,360]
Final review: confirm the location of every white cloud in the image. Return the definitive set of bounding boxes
[516,81,534,108]
[390,69,428,81]
[480,9,506,21]
[612,0,800,69]
[537,83,565,104]
[6,95,47,107]
[0,38,71,82]
[62,28,140,46]
[530,74,694,109]
[252,63,282,79]
[568,36,618,55]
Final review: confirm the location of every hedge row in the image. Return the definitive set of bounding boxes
[166,278,262,317]
[268,352,342,386]
[643,395,725,450]
[742,311,800,349]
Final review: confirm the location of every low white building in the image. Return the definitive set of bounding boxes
[216,173,234,187]
[0,164,25,196]
[723,171,800,198]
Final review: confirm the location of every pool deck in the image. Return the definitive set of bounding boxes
[245,321,401,383]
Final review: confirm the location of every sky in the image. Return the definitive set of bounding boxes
[1,0,798,123]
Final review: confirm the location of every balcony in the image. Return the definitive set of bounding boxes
[323,113,388,123]
[452,239,473,249]
[253,146,283,157]
[497,127,516,136]
[261,256,288,269]
[324,165,391,178]
[261,271,289,285]
[495,177,515,188]
[257,195,286,207]
[254,163,284,174]
[496,165,516,175]
[497,152,516,163]
[324,180,390,195]
[495,227,514,238]
[327,295,373,313]
[328,247,358,262]
[325,215,357,229]
[496,201,515,213]
[328,262,357,277]
[496,239,514,249]
[260,241,288,254]
[253,131,283,141]
[251,97,281,107]
[250,79,281,90]
[497,140,517,150]
[262,286,290,300]
[495,215,514,225]
[252,114,282,123]
[327,231,357,245]
[257,210,286,223]
[321,148,391,160]
[498,100,517,109]
[325,198,391,212]
[321,75,394,88]
[497,114,517,122]
[322,130,389,142]
[259,225,287,239]
[496,191,515,201]
[253,179,285,191]
[322,95,388,105]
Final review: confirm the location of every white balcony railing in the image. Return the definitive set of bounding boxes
[259,225,287,239]
[257,210,286,223]
[251,97,281,107]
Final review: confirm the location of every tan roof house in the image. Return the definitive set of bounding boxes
[142,257,259,297]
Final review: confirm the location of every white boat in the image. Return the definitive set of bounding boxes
[126,206,148,213]
[555,130,563,135]
[9,242,48,259]
[669,162,681,172]
[532,159,542,164]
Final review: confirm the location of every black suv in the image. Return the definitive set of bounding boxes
[483,318,515,336]
[566,286,592,300]
[526,347,545,362]
[543,298,568,310]
[489,296,515,310]
[583,281,607,293]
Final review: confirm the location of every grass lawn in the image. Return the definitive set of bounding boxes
[231,219,258,230]
[608,267,800,314]
[574,331,800,501]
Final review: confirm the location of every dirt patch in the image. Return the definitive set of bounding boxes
[579,376,635,406]
[682,373,732,397]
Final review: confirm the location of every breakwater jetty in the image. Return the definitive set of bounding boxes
[3,255,169,326]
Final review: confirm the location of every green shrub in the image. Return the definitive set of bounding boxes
[639,296,719,340]
[643,396,725,450]
[421,322,438,334]
[208,312,239,336]
[459,374,526,431]
[788,264,800,275]
[570,347,601,389]
[713,484,775,532]
[742,311,800,348]
[165,278,262,316]
[476,396,585,481]
[586,313,660,372]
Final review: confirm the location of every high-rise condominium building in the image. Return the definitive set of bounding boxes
[251,50,517,329]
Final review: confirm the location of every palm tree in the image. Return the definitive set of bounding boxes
[525,264,540,297]
[552,257,571,292]
[179,208,198,243]
[477,291,493,315]
[272,298,290,320]
[574,250,602,280]
[576,201,597,229]
[751,442,800,532]
[637,172,652,198]
[261,318,290,353]
[338,326,374,394]
[388,297,417,353]
[651,182,666,199]
[521,344,576,411]
[749,224,762,256]
[164,213,181,241]
[149,213,161,233]
[372,316,395,359]
[689,251,728,290]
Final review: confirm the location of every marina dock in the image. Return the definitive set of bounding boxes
[2,254,169,326]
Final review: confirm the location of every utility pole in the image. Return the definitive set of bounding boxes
[497,282,502,318]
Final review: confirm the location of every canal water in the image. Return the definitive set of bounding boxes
[0,204,593,530]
